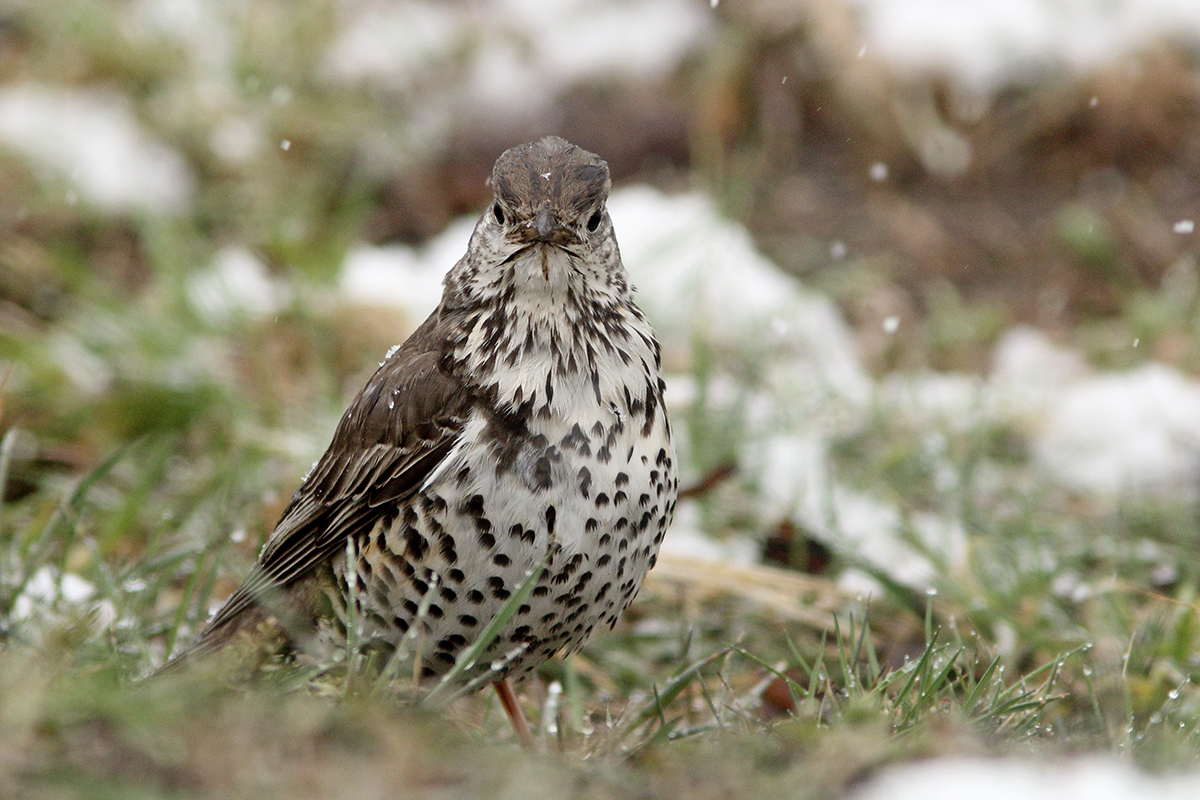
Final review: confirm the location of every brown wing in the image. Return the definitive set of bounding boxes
[167,308,469,666]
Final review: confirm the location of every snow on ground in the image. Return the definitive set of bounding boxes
[337,187,1200,589]
[849,0,1200,93]
[322,0,710,117]
[186,247,293,325]
[850,756,1200,800]
[0,84,193,214]
[340,218,477,325]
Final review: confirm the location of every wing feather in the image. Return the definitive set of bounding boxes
[163,309,470,667]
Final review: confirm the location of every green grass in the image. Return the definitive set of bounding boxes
[5,1,1200,796]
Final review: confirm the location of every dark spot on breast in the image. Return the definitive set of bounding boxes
[438,533,458,564]
[488,575,509,596]
[403,527,429,560]
[545,505,557,536]
[560,423,590,451]
[532,455,553,489]
[463,494,485,516]
[467,590,484,604]
[459,614,478,627]
[438,634,467,651]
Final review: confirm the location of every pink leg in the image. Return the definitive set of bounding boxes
[493,678,533,748]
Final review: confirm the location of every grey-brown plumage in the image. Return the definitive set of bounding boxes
[163,137,676,690]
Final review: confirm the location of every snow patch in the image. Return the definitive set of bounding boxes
[187,248,291,324]
[0,85,192,214]
[851,756,1200,800]
[849,0,1200,93]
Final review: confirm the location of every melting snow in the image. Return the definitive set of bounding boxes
[322,0,709,117]
[11,567,96,622]
[851,756,1200,800]
[338,187,1200,588]
[0,84,193,214]
[848,0,1200,94]
[187,247,291,324]
[339,221,473,322]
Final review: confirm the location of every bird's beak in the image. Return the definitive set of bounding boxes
[518,207,576,246]
[534,208,555,240]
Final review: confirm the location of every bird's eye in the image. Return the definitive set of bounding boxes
[586,209,602,232]
[493,203,506,224]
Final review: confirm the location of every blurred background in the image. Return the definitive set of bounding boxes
[3,0,1200,796]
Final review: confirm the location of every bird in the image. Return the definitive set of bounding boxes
[159,136,677,743]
